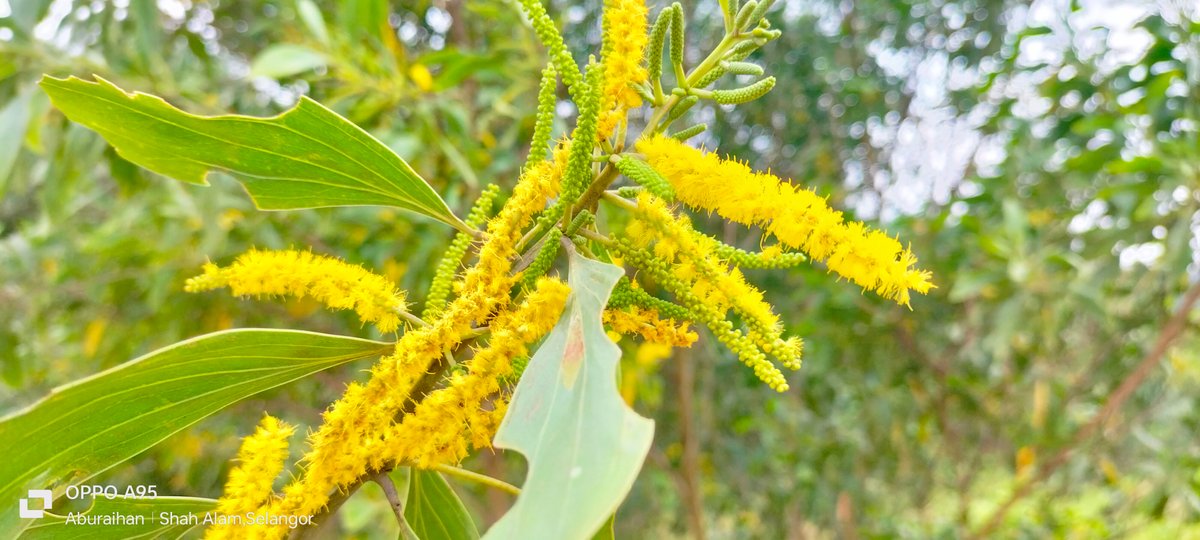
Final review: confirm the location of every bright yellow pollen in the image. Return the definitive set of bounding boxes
[204,416,293,539]
[604,306,698,347]
[636,134,934,306]
[212,152,571,539]
[598,0,649,137]
[379,277,570,468]
[186,249,407,333]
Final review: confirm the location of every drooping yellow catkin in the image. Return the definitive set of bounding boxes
[598,0,649,137]
[637,134,934,306]
[186,249,407,333]
[615,193,799,390]
[604,306,698,347]
[216,149,571,540]
[378,277,570,468]
[204,416,293,540]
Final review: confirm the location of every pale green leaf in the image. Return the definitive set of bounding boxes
[0,329,390,537]
[485,251,653,540]
[296,0,331,47]
[19,496,216,539]
[404,470,479,540]
[38,76,468,231]
[0,91,32,196]
[251,44,328,79]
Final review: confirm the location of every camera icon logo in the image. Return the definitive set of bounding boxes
[19,490,52,519]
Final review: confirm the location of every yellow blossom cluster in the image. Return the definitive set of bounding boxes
[637,134,934,306]
[211,144,568,540]
[377,277,570,468]
[185,249,407,333]
[598,0,649,137]
[617,193,800,391]
[604,306,697,347]
[205,416,293,540]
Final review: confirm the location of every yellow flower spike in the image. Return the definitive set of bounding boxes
[236,158,569,537]
[598,0,650,138]
[604,306,698,347]
[205,416,293,539]
[186,249,408,334]
[379,277,570,468]
[636,134,934,306]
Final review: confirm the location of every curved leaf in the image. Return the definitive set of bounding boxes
[405,470,479,540]
[0,329,390,537]
[18,496,216,539]
[38,75,468,231]
[250,45,328,79]
[485,251,653,540]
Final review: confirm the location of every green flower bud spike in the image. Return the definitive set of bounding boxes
[539,59,604,229]
[517,0,582,92]
[647,7,672,101]
[526,65,559,170]
[424,184,501,318]
[734,0,758,31]
[669,3,687,88]
[670,123,707,141]
[721,61,764,76]
[712,76,775,104]
[742,0,775,32]
[667,95,699,122]
[522,227,563,288]
[613,156,675,202]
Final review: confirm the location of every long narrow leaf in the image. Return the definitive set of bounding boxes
[0,329,389,536]
[39,76,468,231]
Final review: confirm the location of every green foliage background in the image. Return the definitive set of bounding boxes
[2,0,1199,537]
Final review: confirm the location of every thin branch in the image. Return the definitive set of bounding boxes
[375,473,405,522]
[971,280,1200,537]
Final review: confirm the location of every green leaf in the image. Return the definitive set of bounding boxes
[0,91,32,196]
[38,76,468,232]
[404,470,479,540]
[485,250,653,540]
[251,44,328,79]
[0,329,390,537]
[296,0,331,47]
[18,496,216,539]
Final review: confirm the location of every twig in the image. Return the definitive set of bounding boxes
[971,280,1200,537]
[376,472,405,521]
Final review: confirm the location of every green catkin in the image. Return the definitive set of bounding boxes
[610,238,789,391]
[667,95,700,121]
[565,209,595,236]
[517,0,582,91]
[721,61,764,76]
[424,184,502,318]
[670,123,708,141]
[725,40,762,61]
[734,0,758,30]
[522,228,563,288]
[616,186,644,198]
[613,156,675,201]
[712,76,776,104]
[646,8,672,89]
[609,278,695,322]
[726,0,741,29]
[669,3,686,87]
[706,239,807,269]
[692,64,727,89]
[538,60,604,229]
[526,65,559,169]
[742,0,775,31]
